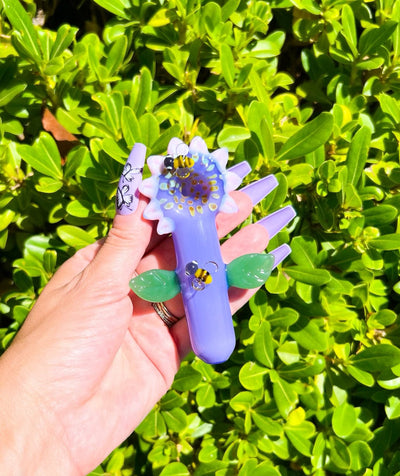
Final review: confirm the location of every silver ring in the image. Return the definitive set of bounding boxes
[152,302,182,328]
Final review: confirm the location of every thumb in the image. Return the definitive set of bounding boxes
[87,143,153,286]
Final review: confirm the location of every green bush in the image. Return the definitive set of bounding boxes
[1,0,400,474]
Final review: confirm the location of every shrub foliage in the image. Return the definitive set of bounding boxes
[1,0,400,474]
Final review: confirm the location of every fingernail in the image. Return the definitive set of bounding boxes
[116,143,146,215]
[241,174,279,206]
[257,205,296,239]
[270,244,291,269]
[227,161,251,179]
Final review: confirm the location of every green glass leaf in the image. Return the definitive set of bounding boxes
[129,269,180,302]
[227,253,274,288]
[332,402,357,438]
[277,112,333,161]
[350,344,400,372]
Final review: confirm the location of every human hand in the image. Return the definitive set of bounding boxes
[0,142,294,476]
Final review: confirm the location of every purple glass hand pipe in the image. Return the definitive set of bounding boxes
[129,137,296,364]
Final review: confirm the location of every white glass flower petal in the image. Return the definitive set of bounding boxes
[147,155,164,176]
[176,142,189,157]
[189,136,209,154]
[168,137,186,155]
[219,195,238,214]
[157,216,175,234]
[143,200,164,220]
[211,147,229,170]
[225,171,243,192]
[139,177,158,199]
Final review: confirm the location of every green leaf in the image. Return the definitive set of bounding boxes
[139,113,159,147]
[18,133,62,179]
[252,412,283,436]
[121,107,142,147]
[105,36,128,76]
[134,67,152,117]
[271,374,298,418]
[239,361,268,390]
[363,205,398,226]
[369,234,400,250]
[196,384,216,408]
[277,112,333,161]
[172,365,202,392]
[332,402,357,438]
[290,236,317,268]
[160,462,190,476]
[253,321,274,368]
[350,344,400,372]
[359,21,398,57]
[161,407,187,432]
[0,82,27,107]
[91,0,132,20]
[285,266,331,286]
[289,317,328,352]
[220,43,235,88]
[129,270,180,302]
[217,126,251,152]
[230,391,254,412]
[385,395,400,420]
[329,436,351,470]
[349,441,373,471]
[346,126,371,187]
[347,365,375,387]
[57,225,96,249]
[247,101,275,161]
[285,427,312,456]
[3,0,42,62]
[50,24,78,59]
[342,5,358,56]
[268,308,299,328]
[378,93,400,124]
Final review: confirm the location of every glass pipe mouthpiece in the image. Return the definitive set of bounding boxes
[129,137,295,364]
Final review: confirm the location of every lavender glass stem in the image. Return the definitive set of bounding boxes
[172,215,235,364]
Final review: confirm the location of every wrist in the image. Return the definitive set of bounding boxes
[0,346,79,476]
